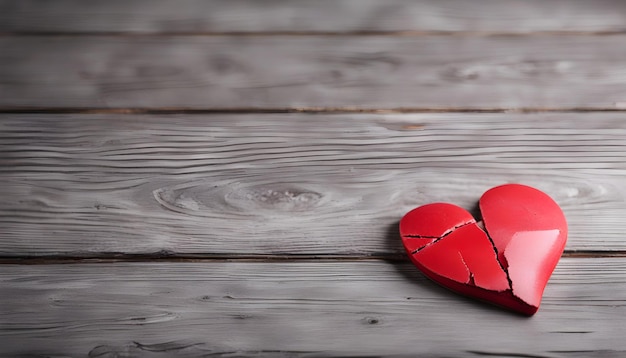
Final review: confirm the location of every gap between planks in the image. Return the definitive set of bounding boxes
[1,251,625,265]
[2,30,626,37]
[2,107,626,115]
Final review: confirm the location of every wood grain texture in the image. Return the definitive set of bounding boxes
[2,36,626,109]
[1,1,624,355]
[1,259,625,357]
[2,0,626,34]
[2,112,626,255]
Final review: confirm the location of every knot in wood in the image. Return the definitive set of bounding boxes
[227,186,322,212]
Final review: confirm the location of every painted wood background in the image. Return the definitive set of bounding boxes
[1,1,626,357]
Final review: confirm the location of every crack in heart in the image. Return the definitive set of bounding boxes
[481,221,515,293]
[406,220,475,254]
[407,216,513,292]
[457,251,477,287]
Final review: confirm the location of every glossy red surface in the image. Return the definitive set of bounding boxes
[400,184,567,316]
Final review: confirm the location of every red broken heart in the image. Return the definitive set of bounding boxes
[399,184,567,315]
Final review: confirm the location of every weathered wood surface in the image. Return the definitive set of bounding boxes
[2,36,626,109]
[2,0,626,34]
[2,112,626,255]
[1,0,625,356]
[1,259,625,357]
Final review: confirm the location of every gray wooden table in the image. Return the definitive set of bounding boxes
[2,1,626,357]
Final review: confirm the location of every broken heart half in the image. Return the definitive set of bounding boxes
[400,184,567,315]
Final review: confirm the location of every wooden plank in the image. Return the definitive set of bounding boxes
[2,36,626,109]
[1,259,625,357]
[2,112,626,255]
[2,0,626,34]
